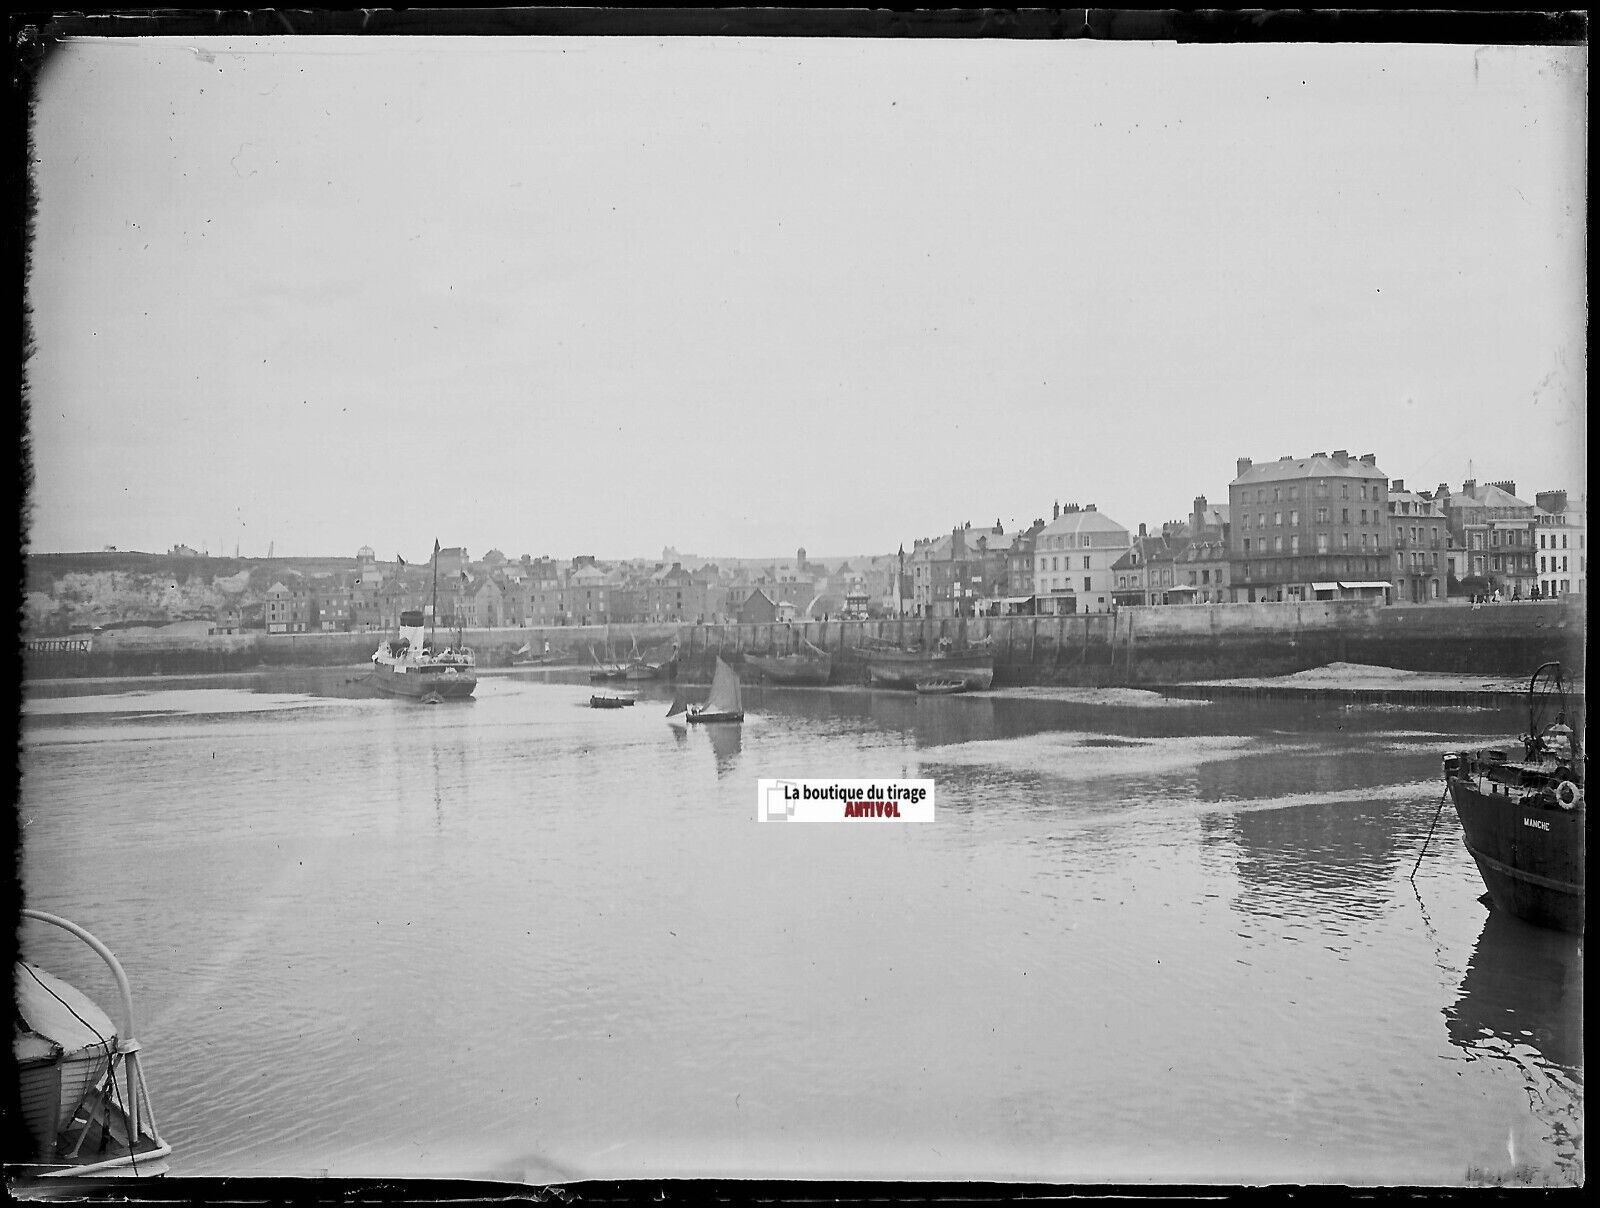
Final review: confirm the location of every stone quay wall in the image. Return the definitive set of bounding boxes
[22,599,1582,685]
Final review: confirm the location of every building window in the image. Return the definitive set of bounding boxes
[1274,511,1282,526]
[1083,577,1092,592]
[1082,556,1091,570]
[1244,538,1252,553]
[1291,535,1300,554]
[1316,533,1329,553]
[1290,510,1299,526]
[1273,536,1283,552]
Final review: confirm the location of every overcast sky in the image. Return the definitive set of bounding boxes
[24,36,1586,561]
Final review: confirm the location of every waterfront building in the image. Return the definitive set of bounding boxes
[1033,504,1130,614]
[643,562,716,624]
[473,576,506,628]
[568,560,613,626]
[907,523,1008,619]
[313,576,353,632]
[1385,480,1449,604]
[1436,480,1538,600]
[1112,524,1164,607]
[737,588,778,624]
[1534,490,1585,598]
[1228,451,1391,603]
[264,582,292,633]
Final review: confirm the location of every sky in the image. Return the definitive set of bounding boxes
[23,35,1587,562]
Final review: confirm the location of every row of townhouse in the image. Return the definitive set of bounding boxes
[264,547,886,632]
[896,450,1583,617]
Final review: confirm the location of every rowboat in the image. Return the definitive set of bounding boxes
[13,910,172,1178]
[914,677,969,695]
[590,691,637,709]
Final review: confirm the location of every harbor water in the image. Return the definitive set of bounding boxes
[17,669,1584,1185]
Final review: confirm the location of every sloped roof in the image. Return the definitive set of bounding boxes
[1455,482,1532,511]
[1039,509,1129,540]
[1232,454,1386,485]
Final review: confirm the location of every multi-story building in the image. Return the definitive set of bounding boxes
[1437,479,1538,600]
[1534,490,1585,598]
[569,560,612,626]
[1111,524,1167,607]
[905,523,1008,618]
[1032,504,1130,614]
[1385,479,1450,604]
[264,582,292,633]
[314,577,353,631]
[1229,451,1390,602]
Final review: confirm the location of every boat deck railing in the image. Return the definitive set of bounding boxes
[20,910,172,1177]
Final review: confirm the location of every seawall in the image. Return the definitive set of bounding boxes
[22,600,1583,685]
[673,599,1584,685]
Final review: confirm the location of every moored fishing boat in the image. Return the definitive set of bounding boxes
[746,638,832,686]
[13,910,172,1178]
[588,644,628,681]
[667,657,744,724]
[914,677,969,695]
[1442,662,1585,934]
[623,638,679,681]
[858,636,994,691]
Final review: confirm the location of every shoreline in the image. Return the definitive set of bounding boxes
[22,660,1577,709]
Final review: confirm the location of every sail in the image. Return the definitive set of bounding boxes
[705,658,743,715]
[666,689,688,718]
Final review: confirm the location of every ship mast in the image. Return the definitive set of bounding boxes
[429,539,440,649]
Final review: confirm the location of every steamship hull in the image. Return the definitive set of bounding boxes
[371,661,477,699]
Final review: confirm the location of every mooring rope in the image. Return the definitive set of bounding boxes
[1410,783,1451,881]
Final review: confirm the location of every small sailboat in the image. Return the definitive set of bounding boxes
[668,657,744,724]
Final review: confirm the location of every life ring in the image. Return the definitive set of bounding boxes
[1554,780,1581,810]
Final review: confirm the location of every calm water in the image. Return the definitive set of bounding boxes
[17,669,1584,1185]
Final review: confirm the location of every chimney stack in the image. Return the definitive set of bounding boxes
[1391,479,1404,492]
[1053,501,1060,521]
[1235,457,1253,479]
[1359,453,1376,468]
[1085,503,1096,512]
[1138,522,1147,537]
[1333,449,1349,464]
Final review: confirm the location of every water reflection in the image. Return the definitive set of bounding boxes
[707,724,742,775]
[1203,796,1412,925]
[1447,907,1584,1076]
